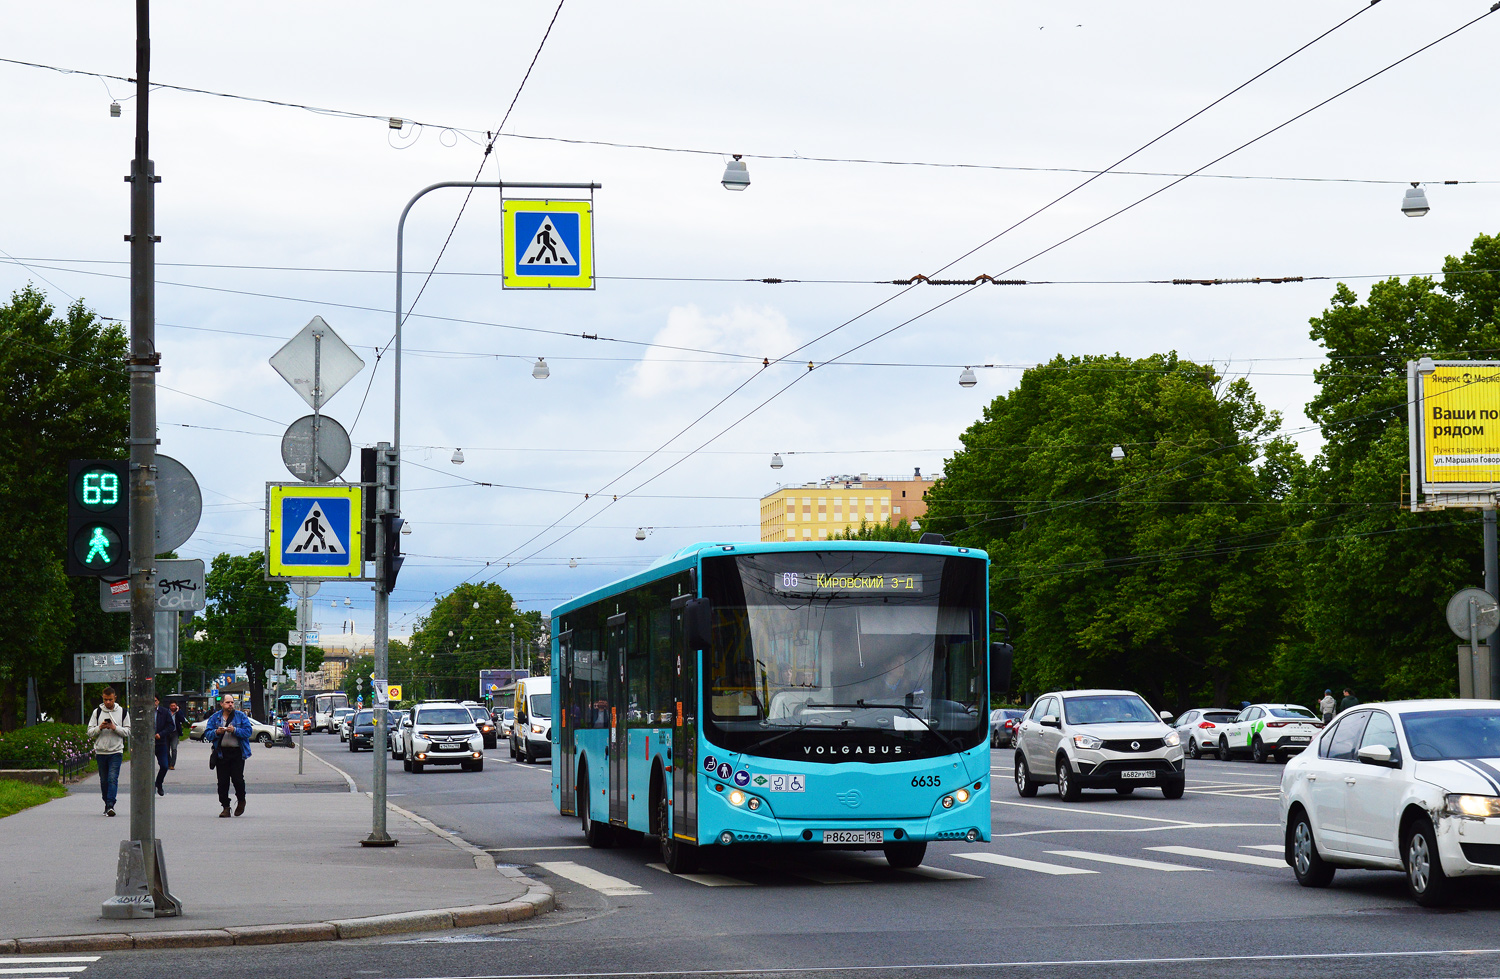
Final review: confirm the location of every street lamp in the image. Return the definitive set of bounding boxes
[532,358,550,379]
[770,453,784,469]
[721,154,750,191]
[1111,445,1126,462]
[451,448,464,464]
[1401,182,1430,217]
[958,367,977,388]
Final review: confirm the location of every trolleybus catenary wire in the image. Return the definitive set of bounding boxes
[449,4,1387,593]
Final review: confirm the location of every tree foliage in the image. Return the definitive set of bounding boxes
[199,552,295,720]
[0,286,128,729]
[405,583,543,701]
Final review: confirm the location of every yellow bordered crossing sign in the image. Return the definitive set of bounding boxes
[502,199,594,289]
[266,483,365,579]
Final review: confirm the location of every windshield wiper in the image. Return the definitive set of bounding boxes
[859,699,962,754]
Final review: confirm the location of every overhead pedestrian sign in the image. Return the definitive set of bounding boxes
[266,484,365,579]
[502,199,593,290]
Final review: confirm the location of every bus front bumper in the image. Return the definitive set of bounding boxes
[695,776,991,846]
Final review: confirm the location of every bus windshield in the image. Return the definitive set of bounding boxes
[702,551,987,759]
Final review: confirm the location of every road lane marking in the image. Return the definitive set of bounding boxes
[488,845,590,852]
[1242,844,1284,852]
[536,860,650,896]
[1045,849,1210,871]
[995,821,1275,838]
[900,865,983,880]
[0,970,92,976]
[646,862,753,886]
[992,798,1193,825]
[785,868,871,884]
[954,852,1097,875]
[1146,845,1287,868]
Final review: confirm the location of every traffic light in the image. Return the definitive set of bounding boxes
[383,513,405,592]
[66,460,129,577]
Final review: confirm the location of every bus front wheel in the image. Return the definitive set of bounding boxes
[883,840,926,868]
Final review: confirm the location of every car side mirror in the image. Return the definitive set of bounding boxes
[684,597,713,651]
[1158,710,1173,722]
[1040,714,1060,728]
[1357,743,1398,767]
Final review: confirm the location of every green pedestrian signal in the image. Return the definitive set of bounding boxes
[66,460,129,577]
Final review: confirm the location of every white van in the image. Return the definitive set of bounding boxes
[510,675,552,764]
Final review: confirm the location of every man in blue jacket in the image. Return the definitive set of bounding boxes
[208,697,254,817]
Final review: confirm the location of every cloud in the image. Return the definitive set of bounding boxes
[626,305,797,397]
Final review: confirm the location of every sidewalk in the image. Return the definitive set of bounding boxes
[0,738,550,952]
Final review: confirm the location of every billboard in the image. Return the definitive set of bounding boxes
[479,668,529,700]
[1408,360,1500,507]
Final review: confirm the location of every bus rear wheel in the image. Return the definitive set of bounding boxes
[579,766,614,848]
[657,784,698,873]
[883,840,927,868]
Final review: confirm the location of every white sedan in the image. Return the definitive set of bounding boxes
[1219,703,1322,763]
[1281,699,1500,906]
[190,715,288,746]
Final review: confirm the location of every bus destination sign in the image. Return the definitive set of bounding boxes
[772,572,924,595]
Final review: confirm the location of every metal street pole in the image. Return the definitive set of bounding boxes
[299,612,307,774]
[510,623,515,679]
[1487,509,1498,698]
[116,0,179,918]
[363,179,598,848]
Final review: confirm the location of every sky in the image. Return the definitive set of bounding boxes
[4,1,1499,641]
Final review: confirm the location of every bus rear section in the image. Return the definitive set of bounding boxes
[314,692,349,732]
[551,542,1001,872]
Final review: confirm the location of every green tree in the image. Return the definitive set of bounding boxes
[0,286,128,729]
[199,552,295,720]
[408,583,541,701]
[922,353,1299,710]
[831,519,922,542]
[1293,233,1500,700]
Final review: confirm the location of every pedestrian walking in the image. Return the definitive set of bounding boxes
[86,687,129,817]
[1341,688,1361,712]
[1319,689,1337,723]
[153,696,175,796]
[207,696,254,817]
[167,701,187,768]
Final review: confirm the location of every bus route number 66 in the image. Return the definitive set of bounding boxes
[911,774,941,787]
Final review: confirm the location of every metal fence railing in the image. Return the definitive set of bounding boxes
[0,752,92,779]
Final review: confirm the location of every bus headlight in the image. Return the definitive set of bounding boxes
[941,795,954,809]
[729,790,745,806]
[955,788,970,804]
[747,796,761,811]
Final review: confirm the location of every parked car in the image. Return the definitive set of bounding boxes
[191,714,287,746]
[1174,708,1241,759]
[347,709,378,752]
[1219,703,1323,763]
[1013,689,1184,800]
[1281,700,1500,906]
[990,708,1026,748]
[465,704,499,750]
[388,710,410,758]
[402,702,484,773]
[329,707,355,736]
[510,676,552,764]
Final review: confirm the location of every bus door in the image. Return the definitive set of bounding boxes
[558,630,575,816]
[669,596,698,843]
[607,612,628,825]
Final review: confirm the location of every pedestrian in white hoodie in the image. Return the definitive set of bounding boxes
[86,686,130,816]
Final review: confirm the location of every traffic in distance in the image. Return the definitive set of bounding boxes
[284,540,1500,909]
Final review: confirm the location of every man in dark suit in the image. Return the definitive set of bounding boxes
[153,696,176,796]
[167,701,187,768]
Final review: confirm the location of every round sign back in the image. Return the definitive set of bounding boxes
[1445,587,1499,641]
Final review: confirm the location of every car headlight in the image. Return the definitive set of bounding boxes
[532,724,544,734]
[1445,794,1500,819]
[1072,734,1104,750]
[1163,730,1180,747]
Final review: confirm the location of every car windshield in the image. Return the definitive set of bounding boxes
[503,709,514,720]
[1062,695,1158,725]
[529,693,551,719]
[416,708,474,725]
[1400,709,1500,760]
[354,711,374,725]
[467,707,489,723]
[1270,707,1316,719]
[1202,712,1238,724]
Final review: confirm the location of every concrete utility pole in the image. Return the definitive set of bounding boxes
[115,0,180,918]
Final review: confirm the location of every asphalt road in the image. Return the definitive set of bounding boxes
[77,736,1500,979]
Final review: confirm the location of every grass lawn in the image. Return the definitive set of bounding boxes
[0,780,67,818]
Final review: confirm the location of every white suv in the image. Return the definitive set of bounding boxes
[1014,689,1185,800]
[401,702,484,773]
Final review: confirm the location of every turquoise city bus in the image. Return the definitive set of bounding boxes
[549,539,1011,872]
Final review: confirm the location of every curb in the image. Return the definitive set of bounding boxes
[0,882,555,954]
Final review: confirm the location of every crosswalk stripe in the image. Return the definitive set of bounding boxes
[954,852,1097,876]
[786,869,871,884]
[1242,844,1284,852]
[1146,845,1287,869]
[0,971,92,976]
[536,860,650,896]
[1045,849,1211,872]
[0,962,99,967]
[901,865,983,881]
[646,862,753,886]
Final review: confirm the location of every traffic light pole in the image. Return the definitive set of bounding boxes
[116,0,179,918]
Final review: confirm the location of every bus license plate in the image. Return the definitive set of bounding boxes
[823,830,883,844]
[1121,770,1154,779]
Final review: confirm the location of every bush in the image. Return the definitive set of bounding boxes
[0,722,94,768]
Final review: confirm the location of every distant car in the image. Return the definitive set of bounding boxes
[1175,708,1240,759]
[284,711,313,734]
[497,707,515,741]
[1013,689,1184,800]
[1219,703,1323,763]
[329,707,355,736]
[510,676,552,764]
[347,709,377,752]
[466,705,499,749]
[402,702,483,773]
[990,708,1025,748]
[1281,700,1500,906]
[388,710,410,758]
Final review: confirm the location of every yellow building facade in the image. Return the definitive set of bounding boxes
[760,473,939,542]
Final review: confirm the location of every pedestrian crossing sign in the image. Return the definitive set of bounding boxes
[502,199,594,290]
[265,483,365,579]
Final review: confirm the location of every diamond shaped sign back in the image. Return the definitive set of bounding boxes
[269,316,365,411]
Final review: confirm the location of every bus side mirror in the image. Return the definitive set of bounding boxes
[685,598,713,651]
[990,642,1014,696]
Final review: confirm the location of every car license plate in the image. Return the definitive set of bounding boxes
[822,830,883,844]
[1121,770,1154,779]
[1289,736,1311,743]
[437,744,460,751]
